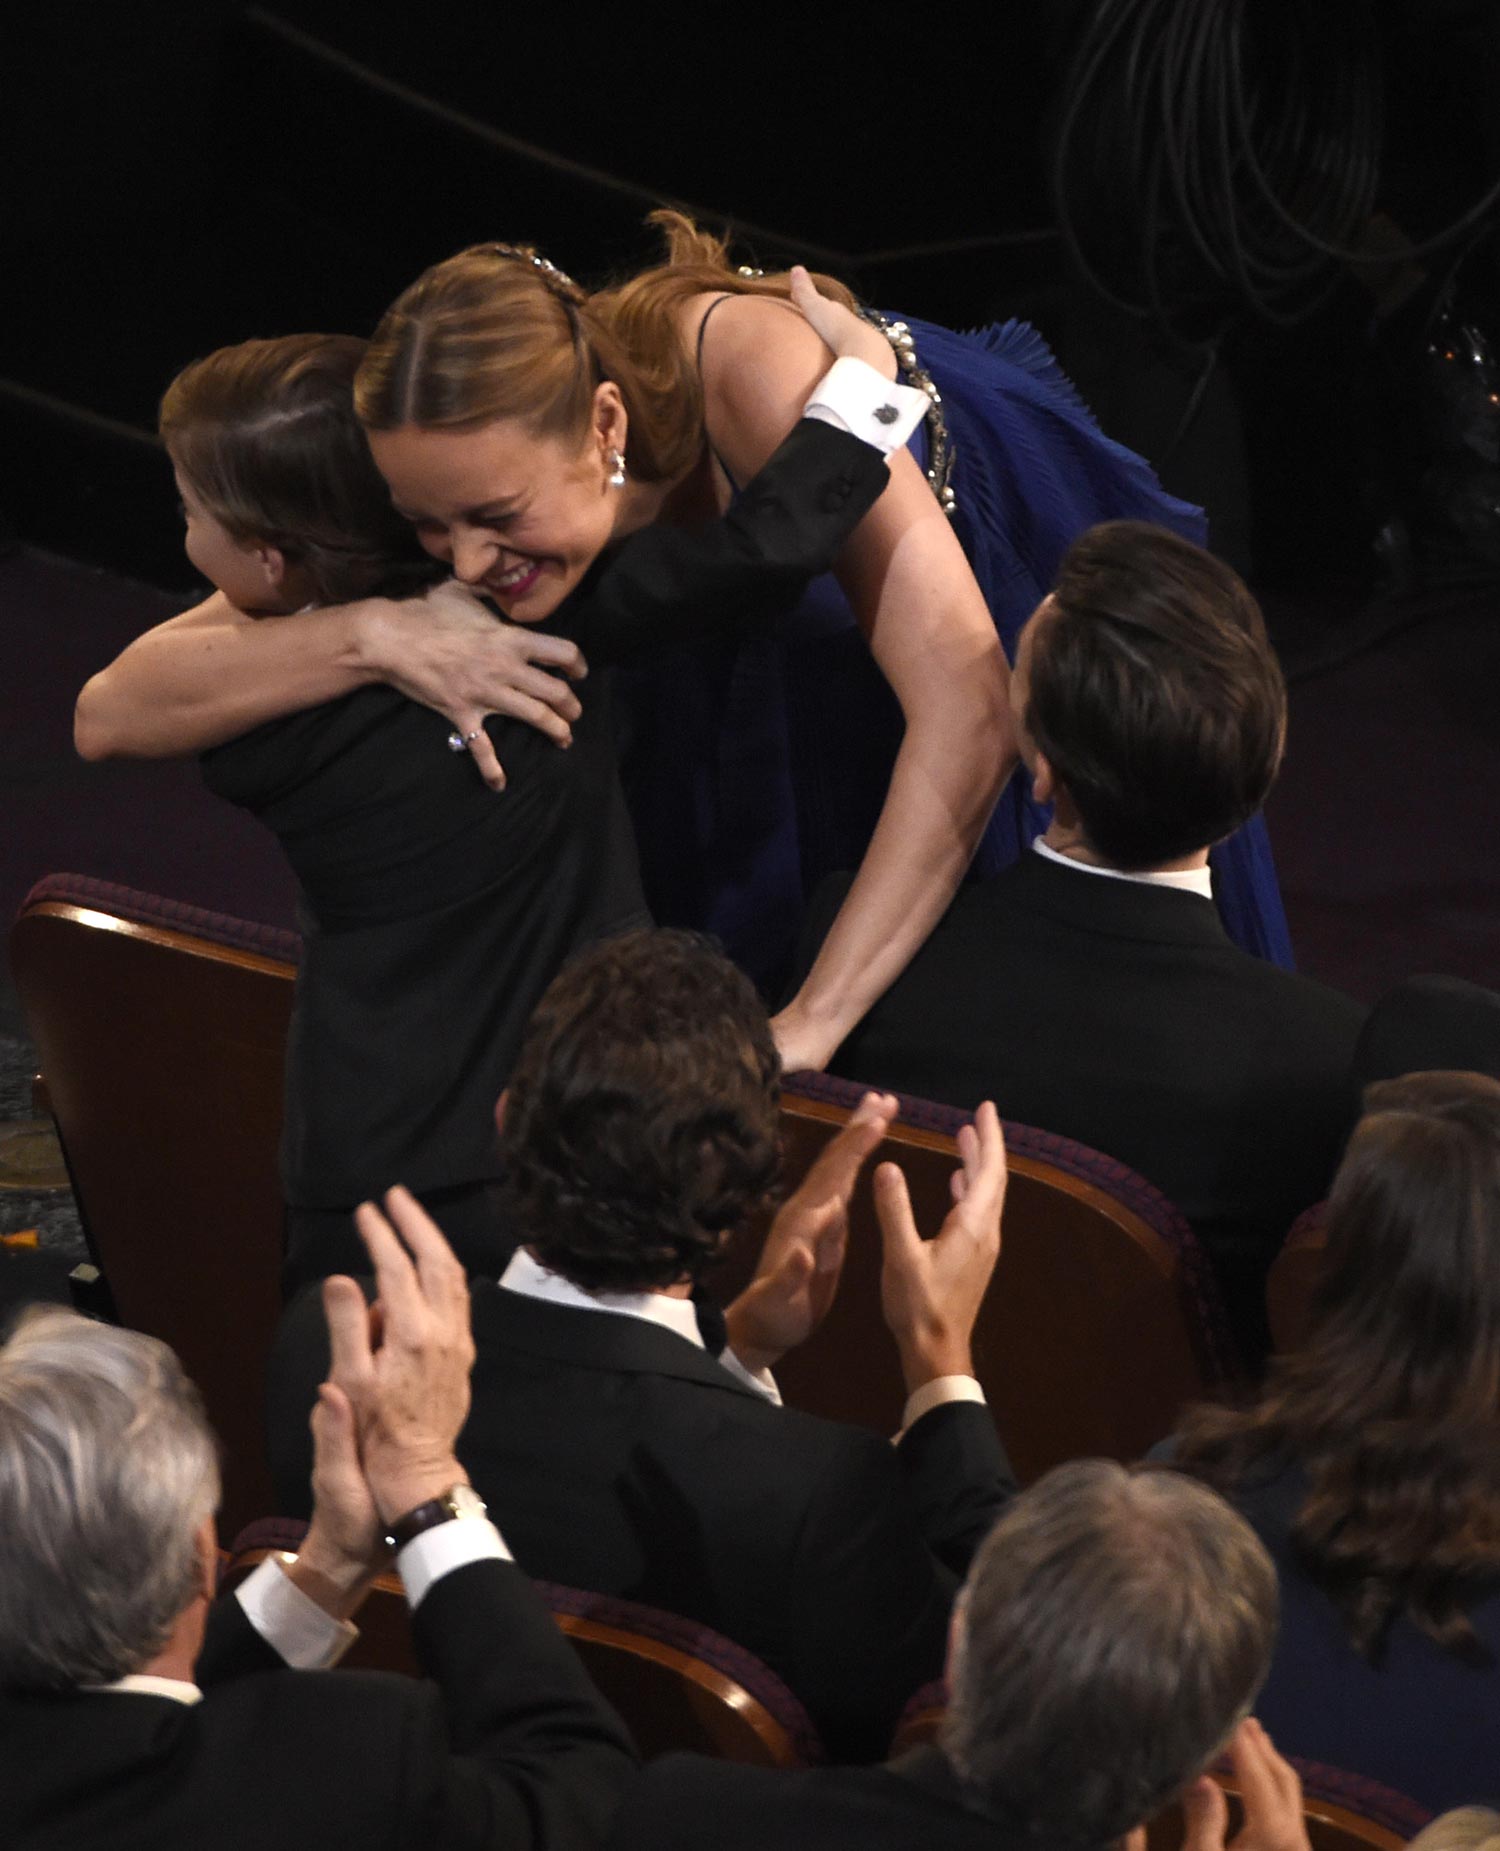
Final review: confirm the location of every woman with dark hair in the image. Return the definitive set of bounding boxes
[1170,1069,1500,1811]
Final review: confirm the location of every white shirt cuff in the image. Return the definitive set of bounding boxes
[235,1554,360,1670]
[901,1374,987,1436]
[803,355,928,455]
[398,1517,512,1611]
[720,1348,783,1405]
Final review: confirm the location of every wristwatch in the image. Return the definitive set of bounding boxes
[383,1482,488,1552]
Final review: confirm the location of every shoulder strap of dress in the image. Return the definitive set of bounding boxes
[694,292,742,492]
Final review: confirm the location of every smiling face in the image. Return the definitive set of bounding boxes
[368,390,627,622]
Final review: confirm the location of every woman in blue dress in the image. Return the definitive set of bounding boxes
[80,215,1290,1080]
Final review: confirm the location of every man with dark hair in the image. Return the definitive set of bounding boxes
[271,927,1016,1763]
[0,1193,636,1849]
[600,1460,1310,1851]
[803,521,1366,1356]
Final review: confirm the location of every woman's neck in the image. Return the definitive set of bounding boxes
[613,451,713,540]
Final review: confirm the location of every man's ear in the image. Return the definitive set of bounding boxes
[193,1514,219,1604]
[943,1585,969,1688]
[494,1087,509,1135]
[1029,749,1057,808]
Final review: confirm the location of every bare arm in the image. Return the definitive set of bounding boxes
[73,581,587,791]
[696,293,1015,1071]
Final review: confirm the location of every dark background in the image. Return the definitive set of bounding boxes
[2,0,1498,1037]
[9,0,1497,591]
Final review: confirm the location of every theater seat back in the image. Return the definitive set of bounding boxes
[225,1527,822,1767]
[11,875,297,1532]
[726,1076,1238,1480]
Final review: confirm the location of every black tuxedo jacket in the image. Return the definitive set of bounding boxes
[269,1284,1016,1763]
[803,853,1367,1358]
[0,1558,635,1851]
[602,1743,1016,1851]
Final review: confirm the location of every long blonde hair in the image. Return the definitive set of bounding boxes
[355,212,859,483]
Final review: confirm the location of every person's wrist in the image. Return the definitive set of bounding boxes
[771,997,846,1075]
[344,599,397,683]
[368,1452,470,1528]
[894,1329,975,1394]
[279,1539,381,1622]
[723,1298,785,1376]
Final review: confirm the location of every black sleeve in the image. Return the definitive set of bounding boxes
[196,1587,294,1685]
[573,420,889,666]
[781,1428,961,1762]
[396,1557,638,1851]
[895,1400,1019,1575]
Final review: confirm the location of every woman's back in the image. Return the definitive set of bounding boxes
[202,653,648,1218]
[1171,1070,1500,1811]
[1230,1459,1500,1810]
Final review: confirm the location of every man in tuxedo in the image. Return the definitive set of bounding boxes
[804,521,1366,1358]
[0,1191,636,1850]
[270,928,1017,1763]
[601,1459,1310,1851]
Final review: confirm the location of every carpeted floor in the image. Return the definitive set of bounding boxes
[0,1030,85,1267]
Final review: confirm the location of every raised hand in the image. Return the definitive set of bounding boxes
[724,1090,897,1374]
[787,265,899,376]
[876,1100,1007,1390]
[284,1378,387,1619]
[1181,1721,1310,1851]
[372,579,588,791]
[323,1185,477,1525]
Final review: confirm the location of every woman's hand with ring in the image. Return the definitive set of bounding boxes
[361,580,589,792]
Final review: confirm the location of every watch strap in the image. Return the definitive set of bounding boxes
[383,1483,485,1552]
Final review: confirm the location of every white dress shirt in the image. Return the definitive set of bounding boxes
[87,1515,514,1699]
[500,1247,782,1403]
[1031,836,1215,899]
[803,356,928,454]
[84,1672,204,1705]
[500,1248,986,1438]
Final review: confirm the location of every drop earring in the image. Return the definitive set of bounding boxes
[608,448,626,488]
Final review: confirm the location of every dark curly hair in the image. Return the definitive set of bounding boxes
[1174,1070,1500,1664]
[498,929,781,1292]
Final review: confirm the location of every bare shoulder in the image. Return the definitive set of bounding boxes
[681,294,831,477]
[155,591,259,632]
[687,291,822,396]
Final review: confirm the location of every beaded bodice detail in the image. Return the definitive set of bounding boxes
[858,308,958,518]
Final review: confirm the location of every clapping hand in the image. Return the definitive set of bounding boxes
[322,1184,477,1526]
[876,1100,1007,1390]
[1180,1721,1310,1851]
[724,1090,898,1375]
[284,1377,387,1621]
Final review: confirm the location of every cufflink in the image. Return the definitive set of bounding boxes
[874,404,899,424]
